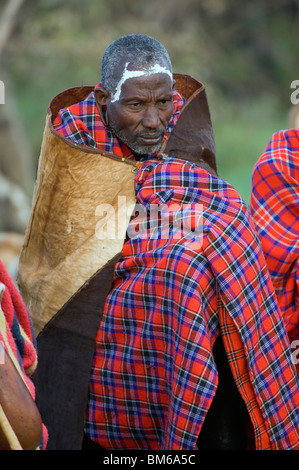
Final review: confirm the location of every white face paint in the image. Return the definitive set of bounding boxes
[110,62,173,103]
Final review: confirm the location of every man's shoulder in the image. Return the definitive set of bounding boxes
[54,88,98,122]
[267,128,299,152]
[52,87,105,148]
[253,127,299,177]
[136,157,249,222]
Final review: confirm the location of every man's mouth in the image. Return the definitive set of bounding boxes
[138,133,163,146]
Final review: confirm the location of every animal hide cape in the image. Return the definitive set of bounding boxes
[17,116,136,335]
[18,74,215,335]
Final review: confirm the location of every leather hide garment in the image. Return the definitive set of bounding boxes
[18,75,216,335]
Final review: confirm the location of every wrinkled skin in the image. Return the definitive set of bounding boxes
[95,66,175,156]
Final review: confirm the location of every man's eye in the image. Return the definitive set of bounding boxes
[158,99,172,106]
[128,102,142,108]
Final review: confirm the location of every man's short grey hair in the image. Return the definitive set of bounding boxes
[101,34,173,96]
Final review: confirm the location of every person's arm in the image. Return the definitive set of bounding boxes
[0,343,43,450]
[250,130,299,341]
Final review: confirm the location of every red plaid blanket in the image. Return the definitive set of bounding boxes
[85,158,299,450]
[53,83,185,160]
[250,128,299,344]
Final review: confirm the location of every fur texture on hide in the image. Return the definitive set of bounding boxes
[18,120,136,333]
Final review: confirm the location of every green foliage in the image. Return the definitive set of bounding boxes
[2,0,299,203]
[212,94,288,202]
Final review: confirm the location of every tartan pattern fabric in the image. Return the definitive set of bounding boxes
[0,259,48,449]
[85,158,299,450]
[53,83,185,160]
[250,128,299,343]
[0,259,37,380]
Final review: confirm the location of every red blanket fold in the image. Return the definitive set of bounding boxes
[250,128,299,344]
[85,158,299,450]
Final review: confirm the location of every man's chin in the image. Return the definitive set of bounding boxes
[129,142,163,156]
[110,127,163,156]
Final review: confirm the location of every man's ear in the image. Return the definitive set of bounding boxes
[94,88,110,107]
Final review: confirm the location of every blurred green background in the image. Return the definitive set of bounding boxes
[1,0,299,207]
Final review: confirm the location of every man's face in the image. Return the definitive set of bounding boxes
[106,73,174,155]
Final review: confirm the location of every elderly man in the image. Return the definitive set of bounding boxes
[53,35,185,161]
[20,35,299,451]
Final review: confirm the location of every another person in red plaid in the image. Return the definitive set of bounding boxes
[33,35,299,451]
[250,129,299,353]
[0,259,48,449]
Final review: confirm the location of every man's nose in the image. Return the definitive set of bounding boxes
[142,106,160,129]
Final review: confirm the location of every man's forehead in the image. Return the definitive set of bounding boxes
[111,61,173,103]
